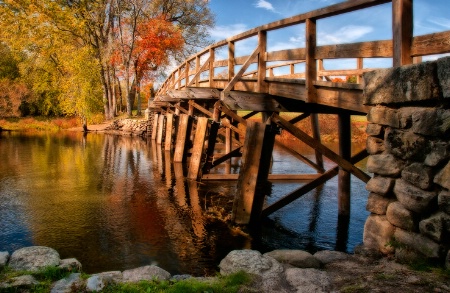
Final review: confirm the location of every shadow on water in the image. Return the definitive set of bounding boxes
[0,131,369,275]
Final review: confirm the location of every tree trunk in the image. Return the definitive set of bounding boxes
[136,81,141,116]
[127,79,136,117]
[100,64,111,120]
[117,76,123,113]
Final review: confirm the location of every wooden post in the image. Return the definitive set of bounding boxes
[228,41,235,82]
[185,61,189,88]
[209,48,215,88]
[187,117,209,180]
[225,126,232,174]
[156,114,165,145]
[305,18,317,103]
[232,121,276,225]
[203,104,221,174]
[356,58,363,84]
[311,113,324,172]
[338,112,351,217]
[151,113,159,140]
[393,0,413,67]
[164,113,174,151]
[195,55,200,87]
[257,31,268,93]
[174,114,191,162]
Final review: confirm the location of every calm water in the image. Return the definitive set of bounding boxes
[0,131,369,275]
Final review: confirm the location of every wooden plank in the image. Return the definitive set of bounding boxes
[202,174,321,181]
[223,91,289,112]
[174,114,191,162]
[156,114,165,145]
[209,48,215,88]
[229,41,235,81]
[242,111,259,120]
[271,113,370,183]
[221,118,246,136]
[316,40,392,59]
[187,55,211,87]
[411,31,450,57]
[167,88,220,100]
[315,85,369,114]
[288,113,310,124]
[217,101,247,125]
[393,0,413,67]
[305,18,317,103]
[314,80,363,90]
[267,77,307,101]
[174,103,189,115]
[232,121,275,225]
[187,117,209,180]
[311,113,324,171]
[266,48,306,61]
[203,105,221,174]
[319,68,376,76]
[210,147,242,168]
[151,113,159,140]
[164,113,174,151]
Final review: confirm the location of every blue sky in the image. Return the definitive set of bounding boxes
[206,0,450,68]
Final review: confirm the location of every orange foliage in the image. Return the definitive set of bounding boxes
[331,77,345,83]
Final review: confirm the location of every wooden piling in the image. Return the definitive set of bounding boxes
[156,114,165,145]
[187,117,209,180]
[164,113,174,151]
[338,113,351,216]
[232,121,275,225]
[174,114,191,162]
[151,113,159,140]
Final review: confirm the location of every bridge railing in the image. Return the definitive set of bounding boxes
[156,0,450,112]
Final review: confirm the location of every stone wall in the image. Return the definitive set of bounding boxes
[362,57,450,265]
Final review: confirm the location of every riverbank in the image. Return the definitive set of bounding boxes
[1,246,449,292]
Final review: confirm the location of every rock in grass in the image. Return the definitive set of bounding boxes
[0,275,39,290]
[122,265,171,283]
[86,271,122,292]
[285,268,332,293]
[264,250,321,268]
[313,250,349,265]
[9,246,60,272]
[51,273,83,293]
[58,258,82,272]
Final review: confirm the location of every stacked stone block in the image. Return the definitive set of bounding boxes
[362,57,450,265]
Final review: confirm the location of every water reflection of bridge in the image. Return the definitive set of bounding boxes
[149,0,450,226]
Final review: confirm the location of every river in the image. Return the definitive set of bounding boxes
[0,131,369,275]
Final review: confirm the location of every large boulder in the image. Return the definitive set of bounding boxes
[394,229,441,259]
[394,179,437,213]
[367,154,405,177]
[264,250,321,268]
[9,246,60,272]
[58,258,82,272]
[313,250,349,265]
[0,275,39,290]
[363,215,395,254]
[51,273,84,293]
[219,250,287,292]
[284,268,331,293]
[122,265,171,283]
[386,201,417,231]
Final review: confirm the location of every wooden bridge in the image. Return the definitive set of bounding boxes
[149,0,450,225]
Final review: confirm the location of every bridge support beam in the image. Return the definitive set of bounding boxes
[151,113,159,140]
[232,121,276,225]
[164,113,174,151]
[156,114,165,145]
[338,113,351,217]
[174,114,192,162]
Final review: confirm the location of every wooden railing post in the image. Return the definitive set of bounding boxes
[356,58,363,84]
[228,41,235,83]
[209,48,215,88]
[338,112,351,217]
[393,0,413,67]
[185,61,189,88]
[306,18,317,103]
[257,31,268,93]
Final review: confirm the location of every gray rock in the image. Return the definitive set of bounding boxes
[425,141,450,167]
[366,123,383,136]
[385,128,428,161]
[438,190,450,214]
[58,258,82,272]
[0,275,39,290]
[434,161,450,190]
[219,250,286,292]
[394,229,441,258]
[419,212,450,243]
[366,192,394,215]
[86,271,122,292]
[364,61,441,105]
[366,136,385,155]
[9,246,60,272]
[363,215,395,255]
[284,268,331,293]
[411,108,450,137]
[367,154,405,177]
[366,177,395,196]
[367,106,400,127]
[353,244,384,259]
[401,163,434,190]
[313,250,349,265]
[122,265,171,283]
[51,273,84,293]
[394,179,437,213]
[171,274,193,282]
[264,250,321,268]
[437,56,450,98]
[0,251,9,269]
[386,201,417,231]
[395,248,425,264]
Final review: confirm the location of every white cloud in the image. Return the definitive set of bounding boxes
[427,17,450,30]
[209,24,249,41]
[318,25,374,45]
[255,0,275,12]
